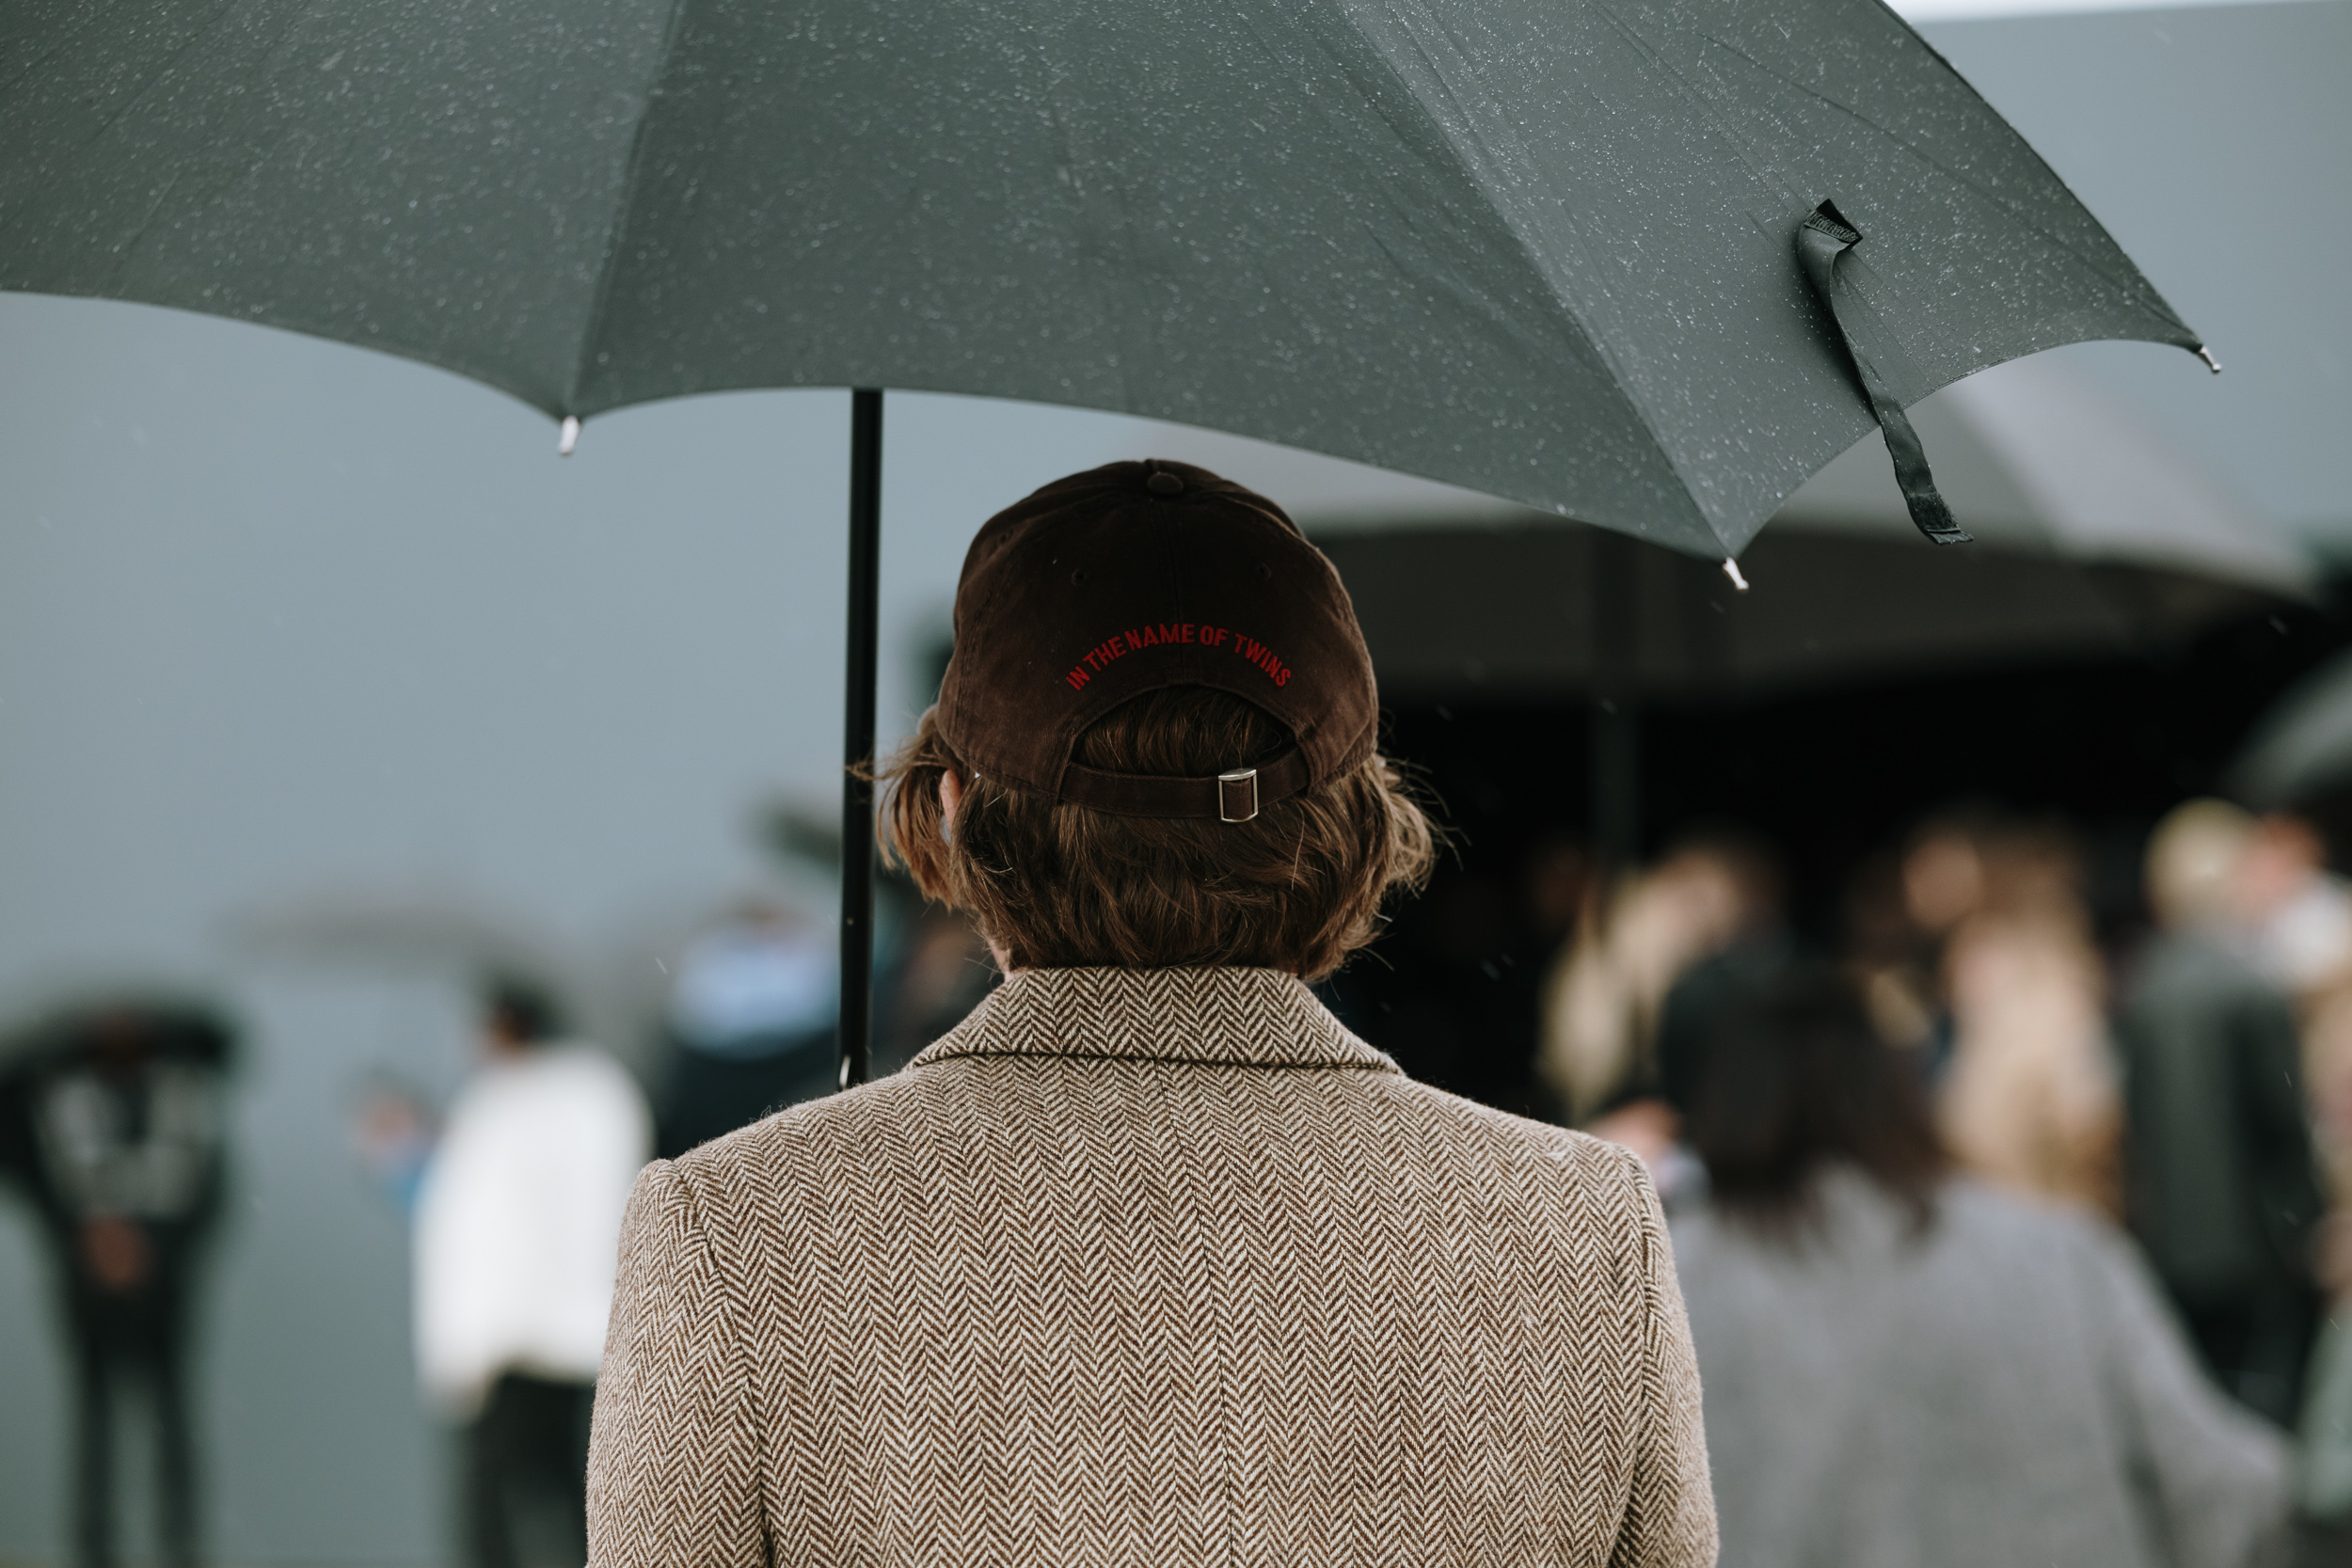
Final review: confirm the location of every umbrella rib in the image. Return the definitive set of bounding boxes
[1696,25,2188,332]
[1317,5,1720,549]
[30,0,358,306]
[564,0,699,417]
[6,0,246,138]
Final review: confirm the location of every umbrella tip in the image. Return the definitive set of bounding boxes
[1722,557,1750,592]
[557,416,580,456]
[2196,346,2222,375]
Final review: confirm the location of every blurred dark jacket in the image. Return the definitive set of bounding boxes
[0,1008,232,1299]
[2116,932,2324,1420]
[653,914,837,1159]
[0,1005,232,1568]
[2118,933,2321,1295]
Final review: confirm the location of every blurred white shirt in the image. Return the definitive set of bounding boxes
[2259,874,2352,994]
[413,1044,649,1417]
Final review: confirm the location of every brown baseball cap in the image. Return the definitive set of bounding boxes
[934,459,1378,822]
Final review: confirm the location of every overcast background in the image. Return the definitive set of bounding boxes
[1,1,2346,1561]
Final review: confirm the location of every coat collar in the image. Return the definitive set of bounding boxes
[911,967,1399,1073]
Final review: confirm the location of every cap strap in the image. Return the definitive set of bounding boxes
[1056,747,1312,820]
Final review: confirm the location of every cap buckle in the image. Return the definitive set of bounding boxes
[1217,768,1260,823]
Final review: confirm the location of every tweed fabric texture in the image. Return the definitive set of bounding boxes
[587,966,1715,1568]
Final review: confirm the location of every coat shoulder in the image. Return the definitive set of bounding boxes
[660,1065,933,1185]
[1381,1072,1645,1169]
[662,1056,1654,1243]
[1360,1073,1660,1227]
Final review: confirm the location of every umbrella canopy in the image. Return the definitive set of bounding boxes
[1778,355,2309,593]
[3,0,2218,1079]
[1304,355,2313,697]
[2230,658,2352,812]
[1326,528,2299,701]
[3,0,2201,557]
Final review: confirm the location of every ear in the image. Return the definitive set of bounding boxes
[939,769,963,842]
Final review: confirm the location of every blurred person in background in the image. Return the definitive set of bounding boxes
[417,975,650,1568]
[349,1066,437,1215]
[1872,813,2089,1065]
[1540,831,1782,1149]
[1652,832,1791,1121]
[1841,849,1941,1056]
[591,460,1714,1568]
[1674,968,2291,1568]
[1834,814,2017,1083]
[2120,800,2325,1426]
[2303,987,2352,1304]
[0,1001,234,1568]
[654,901,835,1157]
[1312,822,1587,1123]
[2261,821,2352,1548]
[873,901,995,1075]
[1889,811,1998,1069]
[2301,1237,2352,1558]
[2238,812,2352,999]
[1937,826,2121,1216]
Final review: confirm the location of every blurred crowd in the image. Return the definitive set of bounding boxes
[1545,798,2352,1563]
[0,871,996,1568]
[335,893,991,1568]
[10,797,2352,1566]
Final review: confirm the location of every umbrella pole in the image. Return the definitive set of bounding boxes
[1589,528,1641,875]
[838,388,883,1090]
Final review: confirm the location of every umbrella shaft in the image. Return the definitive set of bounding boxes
[839,388,882,1090]
[1589,529,1641,870]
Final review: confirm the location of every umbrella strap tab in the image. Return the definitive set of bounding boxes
[1797,202,1971,547]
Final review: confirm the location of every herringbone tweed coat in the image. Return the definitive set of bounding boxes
[588,966,1715,1568]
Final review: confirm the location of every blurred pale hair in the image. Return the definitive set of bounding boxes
[1940,911,2118,1214]
[1540,843,1767,1121]
[2145,799,2256,930]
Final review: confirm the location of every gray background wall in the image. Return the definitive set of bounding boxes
[0,311,1155,1565]
[2,1,2346,1561]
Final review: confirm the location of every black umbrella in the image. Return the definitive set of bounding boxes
[1320,352,2310,703]
[1146,350,2309,862]
[3,0,2211,1081]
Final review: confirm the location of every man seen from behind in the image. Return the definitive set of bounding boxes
[587,460,1716,1567]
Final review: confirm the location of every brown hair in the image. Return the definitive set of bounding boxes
[879,687,1438,980]
[1688,966,1948,1237]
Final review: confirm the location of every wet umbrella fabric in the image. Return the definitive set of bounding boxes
[1160,351,2311,696]
[3,0,2209,1075]
[1271,352,2307,861]
[2230,659,2352,811]
[2,0,2201,557]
